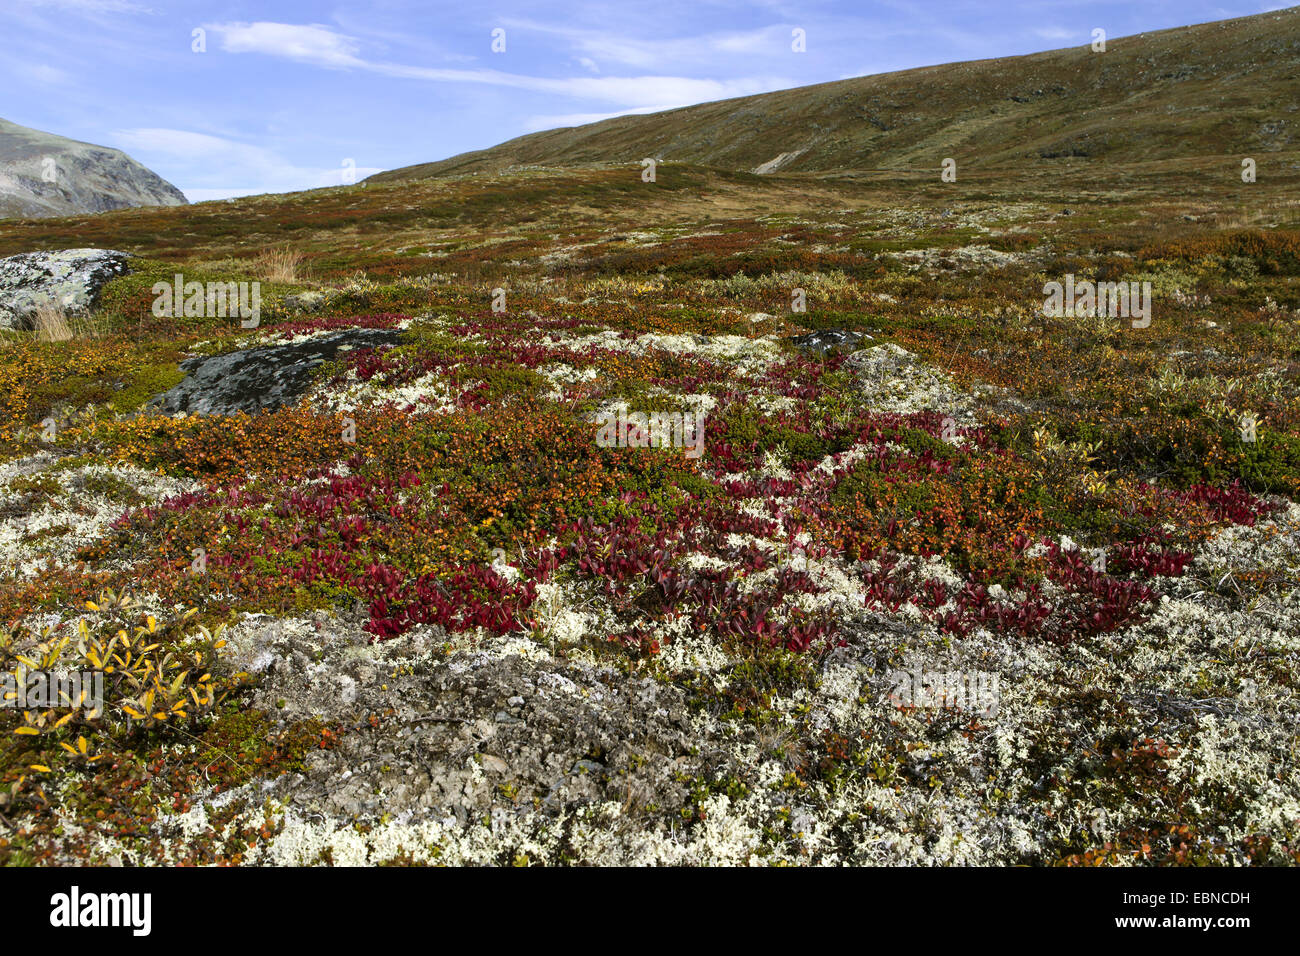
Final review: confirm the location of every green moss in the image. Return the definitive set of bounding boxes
[475,365,546,401]
[719,405,846,463]
[1231,428,1300,495]
[200,707,329,785]
[28,372,113,412]
[898,425,960,461]
[3,474,62,497]
[107,363,186,414]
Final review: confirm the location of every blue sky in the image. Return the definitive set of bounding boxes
[0,0,1290,201]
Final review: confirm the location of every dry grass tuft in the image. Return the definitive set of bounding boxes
[1211,207,1275,230]
[27,300,108,342]
[257,245,308,284]
[32,300,73,342]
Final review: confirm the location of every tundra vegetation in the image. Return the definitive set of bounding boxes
[0,151,1297,865]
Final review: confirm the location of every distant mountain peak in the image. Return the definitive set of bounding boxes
[0,117,188,219]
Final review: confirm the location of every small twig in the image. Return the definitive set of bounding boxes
[408,715,468,726]
[166,722,255,778]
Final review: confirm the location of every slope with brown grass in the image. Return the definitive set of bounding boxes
[371,7,1300,182]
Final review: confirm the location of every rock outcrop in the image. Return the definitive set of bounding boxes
[150,328,405,416]
[787,328,871,355]
[0,248,130,329]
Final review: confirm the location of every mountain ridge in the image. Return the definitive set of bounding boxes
[371,6,1300,183]
[0,117,188,219]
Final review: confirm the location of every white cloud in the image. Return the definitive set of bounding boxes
[373,62,778,107]
[110,127,383,198]
[517,74,780,108]
[4,61,74,86]
[502,19,797,69]
[204,21,787,109]
[208,22,365,69]
[113,128,274,162]
[523,105,678,132]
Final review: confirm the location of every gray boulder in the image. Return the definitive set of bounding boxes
[150,327,404,416]
[787,328,872,355]
[0,248,130,330]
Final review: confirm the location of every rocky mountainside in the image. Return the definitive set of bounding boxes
[373,6,1300,182]
[0,117,187,219]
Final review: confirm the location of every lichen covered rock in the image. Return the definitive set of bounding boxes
[0,248,129,329]
[150,327,405,416]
